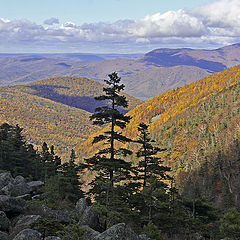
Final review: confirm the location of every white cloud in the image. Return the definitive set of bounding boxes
[193,0,240,29]
[1,0,240,52]
[44,18,59,25]
[136,38,150,43]
[130,10,207,38]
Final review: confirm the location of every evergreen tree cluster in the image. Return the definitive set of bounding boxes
[80,73,196,236]
[0,123,83,205]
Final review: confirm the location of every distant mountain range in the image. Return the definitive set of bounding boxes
[0,53,142,62]
[0,77,142,157]
[1,43,240,100]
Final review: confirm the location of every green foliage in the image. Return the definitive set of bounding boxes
[31,217,64,238]
[0,123,41,179]
[58,149,84,203]
[42,175,62,208]
[84,72,133,229]
[40,142,61,180]
[220,208,240,239]
[135,123,170,188]
[131,123,173,232]
[142,221,163,240]
[42,150,83,207]
[57,224,85,240]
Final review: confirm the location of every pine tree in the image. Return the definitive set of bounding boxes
[134,123,171,228]
[40,142,61,181]
[135,123,170,188]
[0,123,37,178]
[59,149,83,203]
[84,72,133,229]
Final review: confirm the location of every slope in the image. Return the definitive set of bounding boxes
[0,76,142,157]
[78,65,240,202]
[20,76,142,113]
[0,87,99,157]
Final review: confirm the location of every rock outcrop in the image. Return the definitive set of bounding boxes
[0,173,151,240]
[0,173,43,198]
[0,173,13,190]
[10,215,41,238]
[76,198,100,231]
[0,231,9,240]
[93,223,140,240]
[0,195,28,213]
[41,205,70,223]
[12,228,42,240]
[0,211,10,231]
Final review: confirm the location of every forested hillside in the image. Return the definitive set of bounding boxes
[78,65,240,208]
[0,76,142,156]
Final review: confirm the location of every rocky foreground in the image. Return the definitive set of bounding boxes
[0,172,150,240]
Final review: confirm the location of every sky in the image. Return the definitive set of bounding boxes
[0,0,240,53]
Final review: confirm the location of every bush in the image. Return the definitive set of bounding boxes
[31,217,64,238]
[142,221,163,240]
[220,208,240,239]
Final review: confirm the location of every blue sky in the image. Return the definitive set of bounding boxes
[1,0,211,25]
[0,0,240,53]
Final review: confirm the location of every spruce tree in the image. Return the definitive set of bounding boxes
[84,72,132,228]
[59,149,83,203]
[135,123,170,188]
[134,123,171,228]
[0,123,37,178]
[40,142,61,181]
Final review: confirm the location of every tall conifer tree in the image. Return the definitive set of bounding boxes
[84,72,132,228]
[59,149,83,203]
[135,123,171,227]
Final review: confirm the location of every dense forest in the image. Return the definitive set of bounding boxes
[1,71,240,239]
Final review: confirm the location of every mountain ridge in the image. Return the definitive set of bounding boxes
[2,43,240,100]
[0,76,142,157]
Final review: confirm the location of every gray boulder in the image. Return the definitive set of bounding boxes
[10,215,41,238]
[16,194,31,201]
[1,175,31,197]
[94,223,139,240]
[0,195,28,213]
[42,205,70,223]
[0,231,9,240]
[80,206,99,230]
[14,176,26,185]
[27,181,44,193]
[1,183,14,195]
[0,211,10,231]
[13,228,42,240]
[82,225,100,240]
[76,198,99,231]
[15,215,41,227]
[0,172,14,190]
[44,237,61,240]
[9,182,31,197]
[76,198,88,217]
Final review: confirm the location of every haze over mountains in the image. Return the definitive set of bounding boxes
[2,43,240,100]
